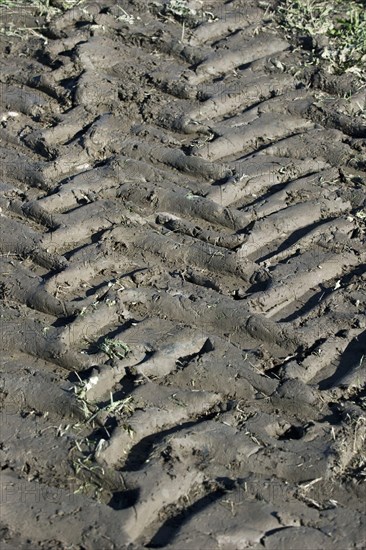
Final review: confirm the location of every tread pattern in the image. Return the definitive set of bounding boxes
[1,1,366,548]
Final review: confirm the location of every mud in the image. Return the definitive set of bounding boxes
[0,0,365,548]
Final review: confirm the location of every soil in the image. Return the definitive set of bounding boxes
[0,1,365,548]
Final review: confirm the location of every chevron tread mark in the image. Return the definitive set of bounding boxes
[0,1,365,548]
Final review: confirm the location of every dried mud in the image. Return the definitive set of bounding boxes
[0,1,365,549]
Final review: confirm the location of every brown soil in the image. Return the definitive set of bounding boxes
[0,1,365,548]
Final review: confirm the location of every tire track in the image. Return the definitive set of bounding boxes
[1,1,365,548]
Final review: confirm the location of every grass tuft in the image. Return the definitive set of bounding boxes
[277,0,366,79]
[98,337,130,360]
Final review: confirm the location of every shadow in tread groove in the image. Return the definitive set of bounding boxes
[147,489,225,548]
[122,413,222,472]
[319,329,366,389]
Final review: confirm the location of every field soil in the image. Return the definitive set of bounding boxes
[0,1,365,548]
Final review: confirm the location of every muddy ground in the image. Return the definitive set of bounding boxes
[0,0,365,548]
